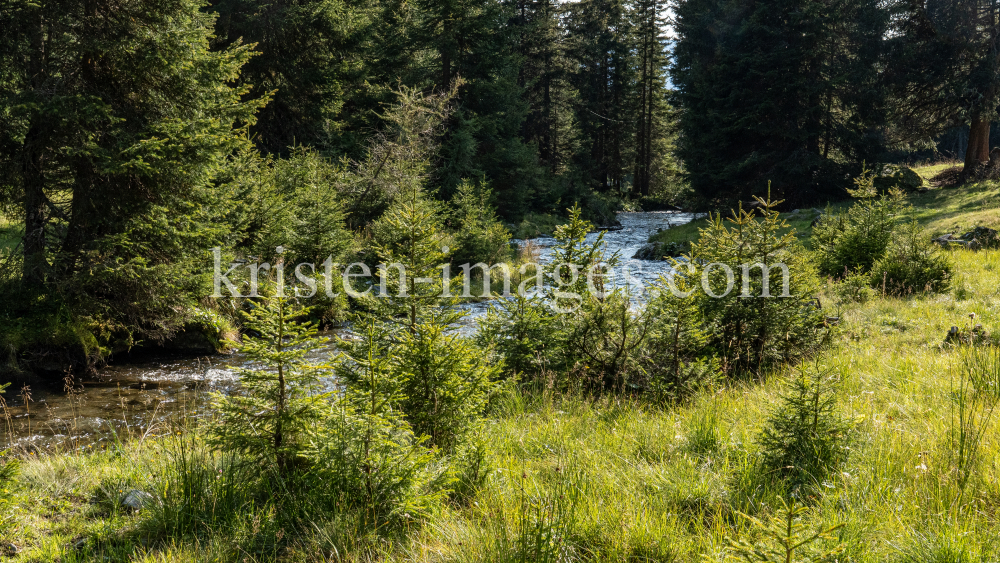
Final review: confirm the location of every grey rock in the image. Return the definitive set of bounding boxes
[121,489,155,511]
[633,242,664,260]
[161,328,218,354]
[632,241,689,261]
[959,226,1000,249]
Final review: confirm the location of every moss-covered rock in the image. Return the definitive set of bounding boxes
[632,241,689,260]
[161,308,238,354]
[873,165,923,193]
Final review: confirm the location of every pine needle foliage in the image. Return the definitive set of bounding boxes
[449,180,512,267]
[811,166,906,278]
[354,167,498,452]
[370,179,458,333]
[550,204,612,306]
[726,498,845,563]
[688,193,825,377]
[395,320,499,452]
[208,298,331,476]
[870,221,952,296]
[642,273,720,403]
[758,365,852,492]
[316,319,443,525]
[477,292,560,380]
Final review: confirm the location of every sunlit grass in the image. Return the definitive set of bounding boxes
[0,214,20,252]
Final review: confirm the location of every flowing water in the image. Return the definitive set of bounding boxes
[1,211,696,451]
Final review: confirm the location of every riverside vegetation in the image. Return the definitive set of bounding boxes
[3,0,1000,559]
[3,164,1000,561]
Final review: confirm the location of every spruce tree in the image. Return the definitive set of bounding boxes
[565,0,637,193]
[0,0,264,344]
[888,0,1000,179]
[208,298,331,475]
[758,366,852,491]
[208,0,374,156]
[631,0,672,197]
[356,143,499,452]
[672,0,890,206]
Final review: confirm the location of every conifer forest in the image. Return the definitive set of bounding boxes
[3,1,1000,561]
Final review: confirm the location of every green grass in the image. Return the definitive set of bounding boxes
[913,160,962,183]
[648,162,1000,254]
[5,181,1000,562]
[649,210,833,252]
[0,213,20,253]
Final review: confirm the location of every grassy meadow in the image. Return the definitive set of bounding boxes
[4,166,1000,562]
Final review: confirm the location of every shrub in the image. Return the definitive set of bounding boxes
[548,205,653,390]
[320,319,445,524]
[276,148,354,268]
[563,289,654,391]
[207,297,330,476]
[758,365,852,492]
[478,205,600,385]
[355,179,498,453]
[832,269,877,304]
[811,167,905,278]
[642,275,720,402]
[869,221,952,295]
[477,293,561,380]
[449,180,512,267]
[369,182,455,330]
[726,498,845,563]
[394,319,499,452]
[688,195,826,377]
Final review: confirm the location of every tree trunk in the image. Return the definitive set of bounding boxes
[441,18,452,88]
[22,123,47,285]
[964,117,991,173]
[22,13,47,285]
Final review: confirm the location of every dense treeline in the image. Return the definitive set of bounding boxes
[673,0,1000,206]
[0,0,680,372]
[0,0,997,372]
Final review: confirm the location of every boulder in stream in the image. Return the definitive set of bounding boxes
[632,241,689,260]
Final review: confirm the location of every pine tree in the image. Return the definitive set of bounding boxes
[515,0,572,174]
[631,0,670,197]
[322,318,440,522]
[672,0,890,206]
[888,0,1000,179]
[208,298,331,475]
[758,365,852,490]
[357,127,499,452]
[208,0,374,156]
[686,195,825,376]
[0,0,264,342]
[565,0,637,193]
[369,181,457,333]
